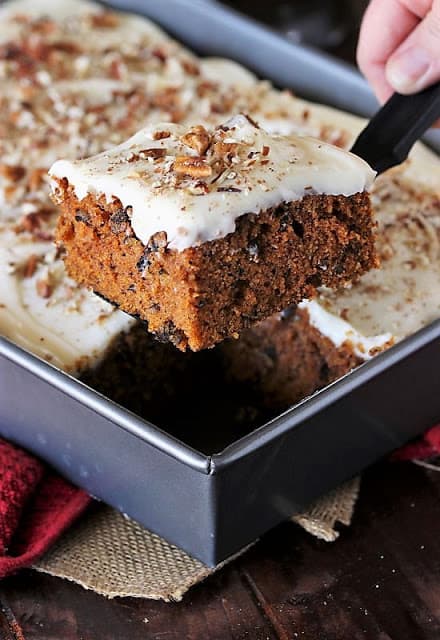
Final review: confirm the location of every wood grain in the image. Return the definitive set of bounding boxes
[2,463,440,640]
[0,599,26,640]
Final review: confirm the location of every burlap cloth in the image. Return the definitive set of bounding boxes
[32,477,360,601]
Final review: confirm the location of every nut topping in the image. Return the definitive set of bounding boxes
[180,125,211,155]
[90,13,119,28]
[140,148,167,159]
[173,156,213,178]
[27,168,47,192]
[23,254,39,278]
[36,277,52,299]
[152,130,171,140]
[0,164,26,182]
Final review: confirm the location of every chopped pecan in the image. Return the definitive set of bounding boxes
[140,148,167,159]
[4,185,17,202]
[91,12,119,28]
[152,130,171,140]
[180,125,210,156]
[16,210,51,233]
[23,254,39,278]
[151,87,178,111]
[29,17,56,35]
[34,230,54,242]
[151,47,167,63]
[196,80,217,97]
[169,108,185,124]
[213,141,238,159]
[181,59,200,76]
[173,156,212,178]
[27,168,46,192]
[319,125,349,149]
[187,181,209,195]
[109,59,124,80]
[0,164,26,182]
[51,41,81,55]
[36,277,52,299]
[243,113,260,128]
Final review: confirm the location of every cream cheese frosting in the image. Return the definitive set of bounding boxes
[0,228,135,370]
[49,115,376,251]
[299,300,394,360]
[0,0,168,45]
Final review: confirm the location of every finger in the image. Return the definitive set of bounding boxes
[398,0,433,19]
[386,0,440,93]
[357,0,419,102]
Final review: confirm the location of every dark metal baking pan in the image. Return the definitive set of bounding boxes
[0,0,439,566]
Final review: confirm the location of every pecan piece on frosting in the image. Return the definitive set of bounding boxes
[173,156,212,178]
[0,163,26,182]
[90,12,119,29]
[23,254,39,278]
[152,130,171,141]
[36,277,52,299]
[27,168,47,192]
[180,125,211,156]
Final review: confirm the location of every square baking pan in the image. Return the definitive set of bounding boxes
[0,0,439,567]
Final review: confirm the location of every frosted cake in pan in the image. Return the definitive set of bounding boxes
[0,0,438,417]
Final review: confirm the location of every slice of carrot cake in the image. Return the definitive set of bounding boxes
[49,115,377,351]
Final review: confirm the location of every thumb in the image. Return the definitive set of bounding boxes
[386,1,440,94]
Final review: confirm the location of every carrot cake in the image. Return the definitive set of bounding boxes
[49,116,377,351]
[0,0,437,428]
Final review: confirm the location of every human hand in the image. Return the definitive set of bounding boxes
[357,0,440,110]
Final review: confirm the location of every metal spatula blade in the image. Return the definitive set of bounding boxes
[351,81,440,175]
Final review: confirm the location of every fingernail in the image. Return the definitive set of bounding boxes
[386,47,431,93]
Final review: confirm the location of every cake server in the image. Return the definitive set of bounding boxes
[351,81,440,174]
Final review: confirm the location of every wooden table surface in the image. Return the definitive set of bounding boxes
[1,462,440,639]
[2,2,439,639]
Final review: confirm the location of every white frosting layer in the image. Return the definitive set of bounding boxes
[0,230,135,370]
[50,116,375,251]
[299,300,393,359]
[200,58,257,87]
[0,0,97,20]
[0,0,167,44]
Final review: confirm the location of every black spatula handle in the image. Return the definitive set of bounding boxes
[350,81,440,174]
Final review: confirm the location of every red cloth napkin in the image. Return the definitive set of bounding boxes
[0,439,91,578]
[0,425,439,579]
[392,424,440,461]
